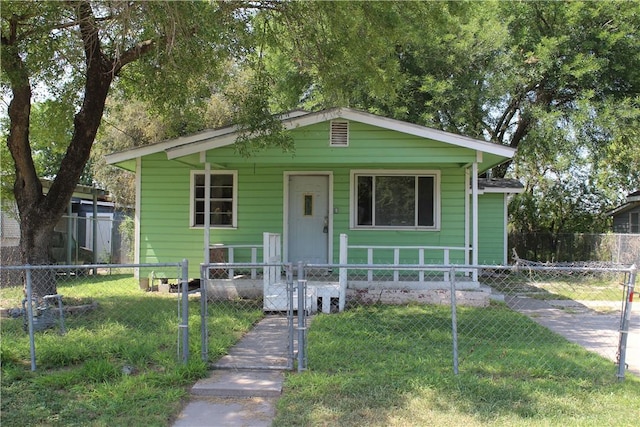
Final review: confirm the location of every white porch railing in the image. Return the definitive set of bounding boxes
[339,233,475,284]
[209,233,476,314]
[209,243,261,279]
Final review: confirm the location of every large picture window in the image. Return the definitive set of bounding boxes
[353,171,439,229]
[190,171,237,228]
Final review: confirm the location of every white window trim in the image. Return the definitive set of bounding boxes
[349,169,441,231]
[189,170,238,229]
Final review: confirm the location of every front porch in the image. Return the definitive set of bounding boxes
[205,233,488,313]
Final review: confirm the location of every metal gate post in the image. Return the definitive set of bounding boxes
[617,264,637,381]
[450,266,459,375]
[297,261,307,371]
[180,259,189,364]
[200,263,209,363]
[286,263,295,370]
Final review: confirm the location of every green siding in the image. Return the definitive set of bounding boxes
[477,193,507,264]
[138,121,504,276]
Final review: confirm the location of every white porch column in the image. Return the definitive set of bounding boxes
[339,233,348,312]
[134,157,141,278]
[464,167,470,266]
[203,162,211,264]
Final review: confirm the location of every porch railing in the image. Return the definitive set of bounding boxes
[209,243,261,279]
[338,233,474,282]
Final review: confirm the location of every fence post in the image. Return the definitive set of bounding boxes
[617,264,637,381]
[286,263,295,370]
[25,266,37,371]
[297,261,307,372]
[450,266,459,375]
[180,259,189,364]
[200,263,208,363]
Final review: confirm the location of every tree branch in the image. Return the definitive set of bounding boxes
[112,38,156,75]
[1,16,42,212]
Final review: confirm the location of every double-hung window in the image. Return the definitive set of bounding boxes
[190,170,237,228]
[352,170,439,229]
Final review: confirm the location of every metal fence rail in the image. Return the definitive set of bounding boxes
[0,262,189,371]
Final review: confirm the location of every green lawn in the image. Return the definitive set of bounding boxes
[274,304,640,426]
[0,274,262,426]
[2,275,637,426]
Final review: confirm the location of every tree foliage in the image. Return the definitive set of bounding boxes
[288,0,639,235]
[1,0,421,296]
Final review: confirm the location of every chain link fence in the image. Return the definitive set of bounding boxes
[7,259,634,382]
[509,232,640,266]
[300,261,637,380]
[0,262,190,372]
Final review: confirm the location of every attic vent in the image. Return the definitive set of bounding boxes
[330,120,349,147]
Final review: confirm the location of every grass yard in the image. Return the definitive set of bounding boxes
[0,274,263,426]
[274,304,640,426]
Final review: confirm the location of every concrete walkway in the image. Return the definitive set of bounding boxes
[172,316,291,427]
[505,296,639,377]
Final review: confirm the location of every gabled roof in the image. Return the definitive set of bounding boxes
[105,107,516,169]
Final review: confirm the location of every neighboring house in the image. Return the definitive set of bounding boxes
[607,190,640,234]
[106,108,522,310]
[0,182,131,264]
[0,200,20,249]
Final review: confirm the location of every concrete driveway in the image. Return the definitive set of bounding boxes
[505,296,639,377]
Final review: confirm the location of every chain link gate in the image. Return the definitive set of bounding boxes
[200,262,307,371]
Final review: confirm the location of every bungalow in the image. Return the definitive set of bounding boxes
[105,108,522,311]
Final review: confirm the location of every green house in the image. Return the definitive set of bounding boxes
[106,108,522,311]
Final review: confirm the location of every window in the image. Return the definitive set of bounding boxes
[631,212,639,233]
[190,171,237,228]
[352,171,439,229]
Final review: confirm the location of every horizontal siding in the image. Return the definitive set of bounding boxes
[477,193,506,264]
[138,121,497,275]
[202,122,478,165]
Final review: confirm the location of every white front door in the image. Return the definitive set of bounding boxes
[288,175,329,264]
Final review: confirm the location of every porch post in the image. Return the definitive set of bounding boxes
[464,167,470,266]
[471,160,479,281]
[203,162,211,264]
[134,157,141,278]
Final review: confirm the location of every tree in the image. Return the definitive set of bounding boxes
[312,0,639,235]
[1,1,419,296]
[1,1,231,295]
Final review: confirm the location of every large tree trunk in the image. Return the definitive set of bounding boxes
[2,2,114,297]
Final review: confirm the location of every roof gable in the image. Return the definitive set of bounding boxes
[106,108,516,167]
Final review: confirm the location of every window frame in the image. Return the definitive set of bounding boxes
[189,170,238,229]
[350,169,440,231]
[630,211,640,233]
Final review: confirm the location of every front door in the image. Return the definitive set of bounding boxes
[288,175,329,264]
